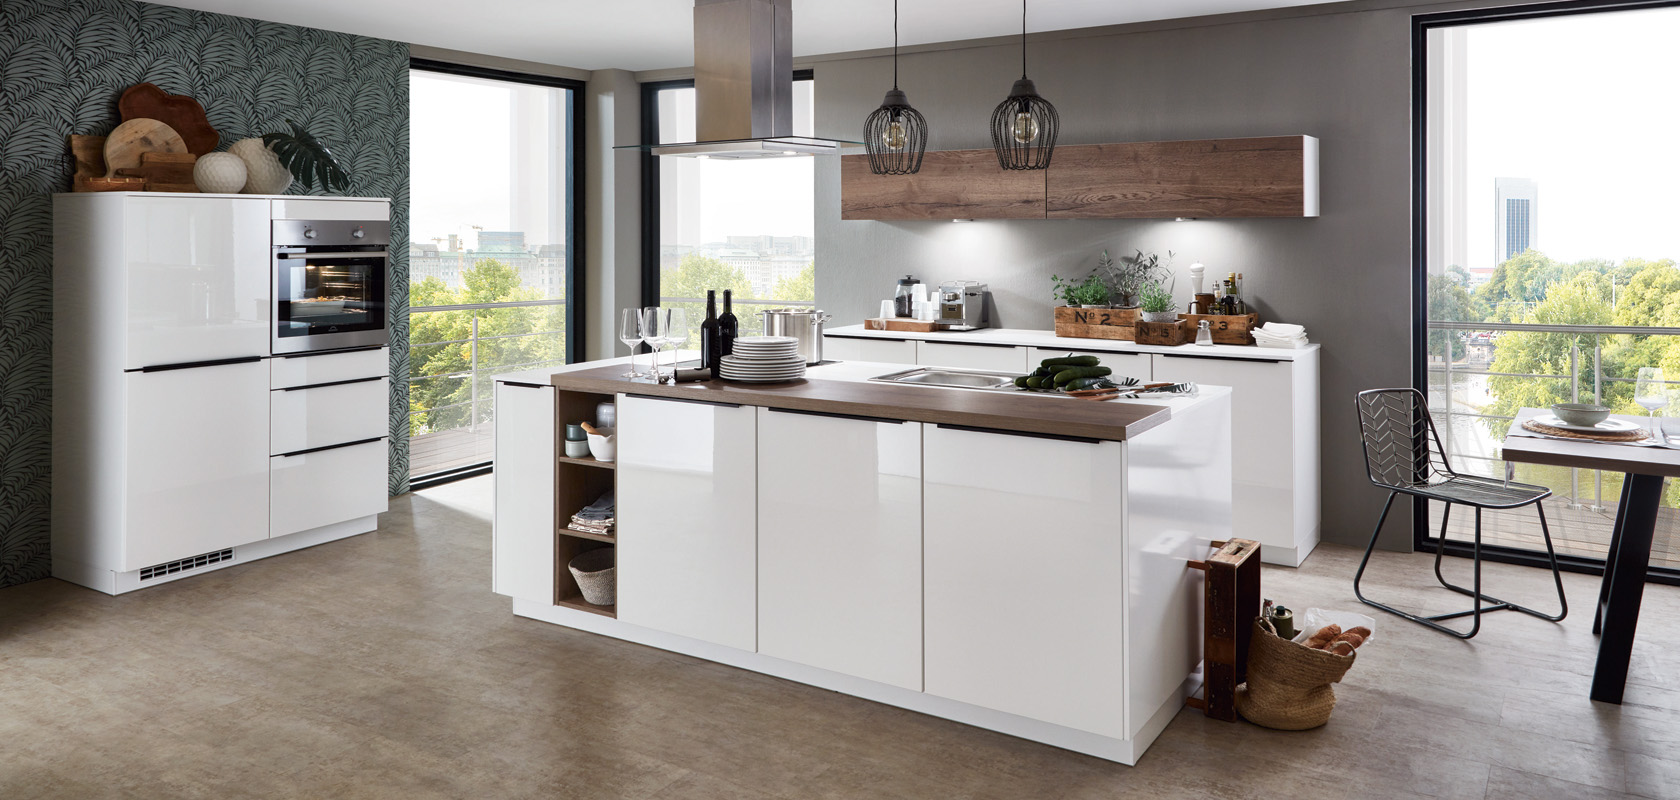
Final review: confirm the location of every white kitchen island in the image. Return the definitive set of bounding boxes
[491,358,1231,764]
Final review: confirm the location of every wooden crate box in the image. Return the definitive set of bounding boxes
[1052,306,1137,341]
[1178,312,1260,345]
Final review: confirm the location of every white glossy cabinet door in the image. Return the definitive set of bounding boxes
[617,394,758,651]
[271,347,388,389]
[123,196,270,369]
[923,423,1128,739]
[1151,354,1297,562]
[757,408,922,690]
[270,378,388,455]
[1027,347,1152,382]
[492,381,557,603]
[271,439,387,537]
[123,361,270,570]
[823,336,918,365]
[916,341,1030,372]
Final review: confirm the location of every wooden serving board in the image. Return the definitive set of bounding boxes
[73,175,145,193]
[864,317,946,333]
[116,151,197,185]
[1178,312,1260,345]
[1135,319,1187,346]
[119,83,219,156]
[1052,306,1137,341]
[103,119,188,178]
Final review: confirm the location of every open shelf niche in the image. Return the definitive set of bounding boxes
[553,389,617,617]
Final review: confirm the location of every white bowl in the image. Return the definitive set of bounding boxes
[587,428,616,462]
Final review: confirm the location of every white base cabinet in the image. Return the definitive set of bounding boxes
[822,335,917,365]
[915,341,1028,372]
[617,394,758,652]
[757,408,923,690]
[491,381,558,604]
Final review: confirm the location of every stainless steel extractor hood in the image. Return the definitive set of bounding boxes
[631,0,858,159]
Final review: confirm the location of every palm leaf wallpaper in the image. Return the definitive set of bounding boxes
[0,0,412,588]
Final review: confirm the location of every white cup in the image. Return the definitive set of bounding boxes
[880,299,895,318]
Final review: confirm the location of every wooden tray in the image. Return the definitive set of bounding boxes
[864,317,946,333]
[1053,306,1137,341]
[1135,319,1187,346]
[1179,312,1260,345]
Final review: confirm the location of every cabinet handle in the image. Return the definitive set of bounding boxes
[767,406,906,425]
[1040,347,1134,357]
[498,380,550,389]
[279,345,385,359]
[277,436,386,458]
[936,423,1104,445]
[277,250,389,260]
[280,376,384,392]
[827,334,909,343]
[926,341,1018,350]
[625,393,742,409]
[1157,353,1286,363]
[133,355,263,373]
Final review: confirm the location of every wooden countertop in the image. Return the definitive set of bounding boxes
[546,364,1173,442]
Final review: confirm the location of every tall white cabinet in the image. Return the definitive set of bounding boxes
[53,192,390,595]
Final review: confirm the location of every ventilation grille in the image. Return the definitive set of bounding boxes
[140,549,234,581]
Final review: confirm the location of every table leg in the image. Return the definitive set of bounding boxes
[1594,477,1635,636]
[1591,473,1663,704]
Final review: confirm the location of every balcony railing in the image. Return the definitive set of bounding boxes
[1424,320,1680,571]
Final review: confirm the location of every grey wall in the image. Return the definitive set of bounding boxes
[0,0,409,587]
[812,2,1487,551]
[584,68,643,361]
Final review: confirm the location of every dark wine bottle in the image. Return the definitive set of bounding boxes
[701,290,720,375]
[719,290,739,358]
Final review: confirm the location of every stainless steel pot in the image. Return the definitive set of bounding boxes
[761,308,830,365]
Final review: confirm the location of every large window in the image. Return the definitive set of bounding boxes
[1417,3,1680,575]
[643,76,817,334]
[408,62,581,482]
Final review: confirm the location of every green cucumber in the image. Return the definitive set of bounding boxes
[1063,377,1112,391]
[1040,354,1102,369]
[1053,366,1113,385]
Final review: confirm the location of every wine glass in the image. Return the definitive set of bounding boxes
[663,308,690,382]
[1635,367,1670,441]
[641,307,665,383]
[620,308,645,378]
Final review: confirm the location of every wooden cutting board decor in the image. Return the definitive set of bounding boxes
[103,119,188,178]
[118,83,219,155]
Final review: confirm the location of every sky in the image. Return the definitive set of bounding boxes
[1462,7,1680,270]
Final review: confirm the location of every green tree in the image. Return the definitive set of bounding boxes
[1427,274,1489,358]
[771,261,816,303]
[1485,272,1620,427]
[660,254,761,340]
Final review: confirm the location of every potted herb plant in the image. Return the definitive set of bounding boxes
[1052,273,1111,308]
[1098,249,1174,308]
[1138,279,1178,323]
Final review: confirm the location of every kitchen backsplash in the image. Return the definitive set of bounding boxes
[0,0,411,587]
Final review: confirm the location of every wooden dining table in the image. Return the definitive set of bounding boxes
[1502,408,1680,704]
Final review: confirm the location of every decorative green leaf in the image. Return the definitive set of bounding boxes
[262,118,350,192]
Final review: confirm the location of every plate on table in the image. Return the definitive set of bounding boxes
[1531,414,1643,434]
[722,374,805,384]
[722,369,806,379]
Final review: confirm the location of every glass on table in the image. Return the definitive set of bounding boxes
[641,307,666,383]
[1635,367,1670,440]
[620,308,646,378]
[660,307,690,383]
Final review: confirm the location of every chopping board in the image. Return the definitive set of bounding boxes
[103,119,188,178]
[118,83,219,156]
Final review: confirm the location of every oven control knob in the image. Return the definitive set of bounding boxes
[303,227,317,240]
[352,226,365,239]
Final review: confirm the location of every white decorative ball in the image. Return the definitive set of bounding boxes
[229,137,293,195]
[192,152,248,194]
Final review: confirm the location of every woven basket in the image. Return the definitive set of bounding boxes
[568,547,616,606]
[1234,617,1356,730]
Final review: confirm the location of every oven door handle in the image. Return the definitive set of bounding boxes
[277,251,390,260]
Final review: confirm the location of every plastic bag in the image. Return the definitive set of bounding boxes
[1291,608,1376,647]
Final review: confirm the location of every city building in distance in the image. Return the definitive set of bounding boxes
[1494,177,1538,264]
[410,231,566,300]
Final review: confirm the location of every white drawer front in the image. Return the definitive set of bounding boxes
[270,377,388,455]
[824,336,917,365]
[916,341,1029,372]
[270,199,390,221]
[271,347,387,389]
[270,439,387,537]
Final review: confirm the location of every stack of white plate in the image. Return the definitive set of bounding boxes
[720,336,806,383]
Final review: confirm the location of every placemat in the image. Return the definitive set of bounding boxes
[1521,419,1650,442]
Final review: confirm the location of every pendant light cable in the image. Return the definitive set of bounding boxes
[1020,0,1027,79]
[893,0,899,89]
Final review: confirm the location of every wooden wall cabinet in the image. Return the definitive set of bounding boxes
[840,135,1318,220]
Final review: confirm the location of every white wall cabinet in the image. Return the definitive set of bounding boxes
[1027,346,1152,382]
[492,381,558,604]
[823,335,917,365]
[1151,350,1319,565]
[922,423,1130,739]
[757,408,923,690]
[915,341,1029,372]
[617,394,758,651]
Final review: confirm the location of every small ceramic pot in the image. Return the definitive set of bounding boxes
[1141,310,1179,323]
[587,428,617,463]
[564,439,591,459]
[192,152,248,194]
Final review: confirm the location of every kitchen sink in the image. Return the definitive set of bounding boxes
[869,367,1021,391]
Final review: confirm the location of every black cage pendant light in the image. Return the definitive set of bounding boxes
[990,0,1058,170]
[863,0,928,175]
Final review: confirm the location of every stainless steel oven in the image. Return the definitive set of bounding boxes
[272,219,390,355]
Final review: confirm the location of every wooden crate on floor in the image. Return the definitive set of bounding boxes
[1052,306,1137,341]
[1187,538,1262,722]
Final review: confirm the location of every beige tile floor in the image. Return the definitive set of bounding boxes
[3,475,1679,799]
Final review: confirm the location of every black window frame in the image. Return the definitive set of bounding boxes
[639,70,816,309]
[1410,0,1680,586]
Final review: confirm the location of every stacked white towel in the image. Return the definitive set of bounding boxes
[1252,322,1309,349]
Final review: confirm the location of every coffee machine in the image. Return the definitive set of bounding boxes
[937,281,991,331]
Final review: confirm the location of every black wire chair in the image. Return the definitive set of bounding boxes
[1353,388,1567,639]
